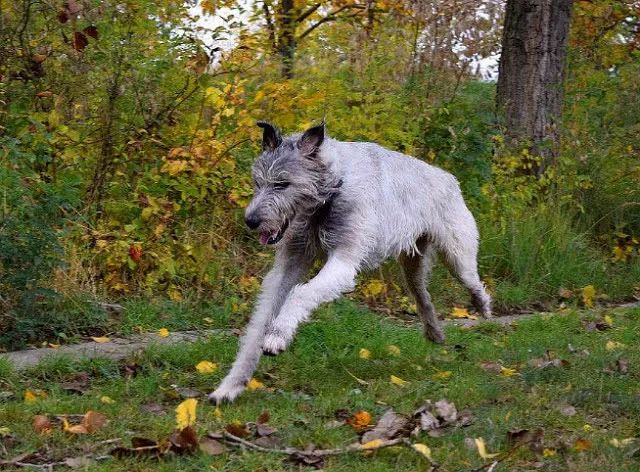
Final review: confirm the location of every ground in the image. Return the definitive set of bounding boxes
[1,301,639,471]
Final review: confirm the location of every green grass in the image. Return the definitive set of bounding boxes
[1,302,639,471]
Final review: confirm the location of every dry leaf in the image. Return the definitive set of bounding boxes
[361,409,410,443]
[158,328,170,337]
[610,438,636,448]
[175,398,198,430]
[390,375,409,386]
[412,443,433,461]
[195,361,218,374]
[348,410,372,431]
[83,411,107,433]
[100,396,115,404]
[32,415,52,434]
[360,439,384,449]
[246,378,265,391]
[387,345,401,356]
[24,390,37,403]
[543,448,556,457]
[199,438,225,455]
[606,340,626,351]
[574,438,592,452]
[500,366,518,377]
[432,370,452,380]
[91,336,110,343]
[434,400,457,423]
[475,437,499,459]
[582,285,596,308]
[359,348,371,359]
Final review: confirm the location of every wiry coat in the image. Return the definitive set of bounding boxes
[210,123,491,404]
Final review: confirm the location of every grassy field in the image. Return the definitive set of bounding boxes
[1,301,639,471]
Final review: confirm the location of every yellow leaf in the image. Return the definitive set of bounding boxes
[195,361,218,374]
[500,367,518,377]
[0,427,11,435]
[412,443,432,461]
[24,390,37,403]
[387,345,401,356]
[100,396,115,404]
[246,378,265,391]
[450,306,469,318]
[582,285,596,308]
[63,417,88,434]
[543,448,556,457]
[610,438,636,448]
[362,279,385,298]
[359,348,371,359]
[390,375,409,386]
[583,424,593,432]
[361,439,384,450]
[604,314,614,326]
[91,336,111,343]
[175,398,198,429]
[606,340,626,351]
[213,407,222,418]
[158,328,170,338]
[475,437,499,459]
[432,370,452,380]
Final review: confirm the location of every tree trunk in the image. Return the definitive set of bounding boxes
[277,0,296,78]
[496,0,573,175]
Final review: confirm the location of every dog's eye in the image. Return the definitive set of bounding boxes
[274,182,290,190]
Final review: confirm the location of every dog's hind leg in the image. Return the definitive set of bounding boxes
[262,252,358,355]
[209,247,313,403]
[440,232,492,318]
[400,238,445,344]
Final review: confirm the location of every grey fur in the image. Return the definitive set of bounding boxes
[209,122,491,403]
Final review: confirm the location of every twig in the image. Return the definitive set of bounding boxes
[222,431,438,468]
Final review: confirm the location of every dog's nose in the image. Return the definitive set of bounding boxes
[245,214,261,230]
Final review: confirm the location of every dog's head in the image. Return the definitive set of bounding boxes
[245,121,337,245]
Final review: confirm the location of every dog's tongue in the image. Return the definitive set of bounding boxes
[259,231,271,245]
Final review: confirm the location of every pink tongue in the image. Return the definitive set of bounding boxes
[259,232,271,245]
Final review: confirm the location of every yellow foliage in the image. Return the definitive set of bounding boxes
[175,398,198,429]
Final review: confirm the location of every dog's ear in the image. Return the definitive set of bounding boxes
[298,121,325,157]
[257,121,282,151]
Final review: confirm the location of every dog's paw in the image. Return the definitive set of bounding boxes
[262,331,289,356]
[424,326,445,345]
[208,382,245,404]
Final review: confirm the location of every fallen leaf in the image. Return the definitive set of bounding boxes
[72,31,88,51]
[360,439,385,449]
[387,345,401,356]
[32,415,52,434]
[543,448,556,457]
[63,417,88,434]
[256,423,278,437]
[169,426,199,454]
[63,457,93,469]
[257,411,270,424]
[359,348,371,359]
[479,362,503,373]
[475,437,499,459]
[450,306,478,319]
[224,422,250,438]
[100,396,115,404]
[175,398,198,430]
[158,328,170,337]
[610,438,636,448]
[606,340,626,351]
[199,437,225,455]
[246,378,265,391]
[432,370,452,380]
[140,403,167,415]
[24,390,37,403]
[412,443,433,461]
[582,285,596,308]
[558,287,573,299]
[574,438,592,452]
[604,314,614,326]
[500,366,518,377]
[83,411,107,432]
[91,336,110,343]
[390,375,409,386]
[195,361,218,374]
[559,405,577,416]
[347,410,372,431]
[434,399,458,423]
[361,409,410,443]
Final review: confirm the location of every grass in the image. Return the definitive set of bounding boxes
[1,301,639,470]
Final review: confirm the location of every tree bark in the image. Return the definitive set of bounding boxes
[496,0,573,174]
[277,0,296,78]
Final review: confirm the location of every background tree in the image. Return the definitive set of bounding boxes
[496,0,574,175]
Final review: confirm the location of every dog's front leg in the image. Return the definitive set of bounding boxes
[263,254,358,355]
[209,250,311,403]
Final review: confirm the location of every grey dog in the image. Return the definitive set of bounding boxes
[209,121,491,403]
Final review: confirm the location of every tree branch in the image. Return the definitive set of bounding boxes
[262,1,277,52]
[297,5,366,40]
[296,2,322,23]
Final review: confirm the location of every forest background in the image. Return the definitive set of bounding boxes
[1,0,639,350]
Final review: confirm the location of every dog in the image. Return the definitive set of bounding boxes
[209,121,491,403]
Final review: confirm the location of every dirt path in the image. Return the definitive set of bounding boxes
[2,301,637,369]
